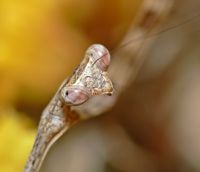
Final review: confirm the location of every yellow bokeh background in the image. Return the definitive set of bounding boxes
[0,109,35,172]
[0,0,141,171]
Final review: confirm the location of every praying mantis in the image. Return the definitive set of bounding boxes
[24,44,114,172]
[24,0,200,171]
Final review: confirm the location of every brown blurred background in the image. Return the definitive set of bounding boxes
[1,0,200,171]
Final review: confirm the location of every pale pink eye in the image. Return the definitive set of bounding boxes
[96,52,110,71]
[61,87,90,105]
[88,44,111,71]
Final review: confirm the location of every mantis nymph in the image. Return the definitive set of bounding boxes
[24,44,114,172]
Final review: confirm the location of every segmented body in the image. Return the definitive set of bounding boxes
[24,44,113,172]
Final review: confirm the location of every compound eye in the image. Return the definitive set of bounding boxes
[87,44,111,71]
[95,51,110,71]
[61,87,90,105]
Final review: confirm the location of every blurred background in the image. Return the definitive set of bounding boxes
[1,0,200,171]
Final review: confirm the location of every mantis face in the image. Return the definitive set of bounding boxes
[61,44,113,106]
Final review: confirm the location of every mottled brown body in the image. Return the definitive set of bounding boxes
[24,44,113,172]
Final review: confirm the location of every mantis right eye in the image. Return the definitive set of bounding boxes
[61,87,90,106]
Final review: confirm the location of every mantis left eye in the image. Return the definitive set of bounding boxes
[61,87,90,105]
[87,44,111,71]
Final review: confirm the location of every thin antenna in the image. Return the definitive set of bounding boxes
[113,12,200,53]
